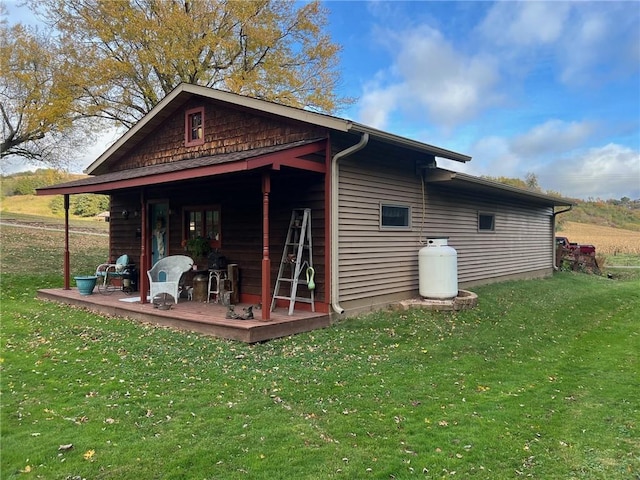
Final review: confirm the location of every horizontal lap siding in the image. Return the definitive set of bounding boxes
[338,158,424,302]
[424,186,553,284]
[338,158,554,302]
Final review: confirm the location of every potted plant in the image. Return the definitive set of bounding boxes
[183,236,212,265]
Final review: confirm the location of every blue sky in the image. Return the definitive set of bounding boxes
[5,1,640,200]
[325,1,640,200]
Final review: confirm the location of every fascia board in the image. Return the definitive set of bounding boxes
[442,170,574,206]
[85,84,190,174]
[350,123,472,163]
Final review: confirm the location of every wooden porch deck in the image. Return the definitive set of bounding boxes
[37,288,331,343]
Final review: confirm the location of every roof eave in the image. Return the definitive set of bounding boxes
[350,123,471,163]
[425,169,574,206]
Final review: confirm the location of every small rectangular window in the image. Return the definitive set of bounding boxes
[185,107,205,146]
[381,204,411,229]
[478,213,495,232]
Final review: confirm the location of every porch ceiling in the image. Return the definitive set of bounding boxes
[36,138,327,196]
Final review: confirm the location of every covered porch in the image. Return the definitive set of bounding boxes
[37,287,331,343]
[36,138,332,324]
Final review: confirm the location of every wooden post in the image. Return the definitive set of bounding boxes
[139,191,149,303]
[261,172,271,321]
[64,194,70,290]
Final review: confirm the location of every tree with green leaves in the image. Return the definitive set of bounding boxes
[27,0,349,129]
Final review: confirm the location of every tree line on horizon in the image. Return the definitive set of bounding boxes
[481,172,639,207]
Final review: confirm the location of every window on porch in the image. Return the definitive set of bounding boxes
[183,205,221,249]
[185,107,205,146]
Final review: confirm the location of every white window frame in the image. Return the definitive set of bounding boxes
[380,203,411,230]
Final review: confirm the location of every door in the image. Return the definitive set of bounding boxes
[150,202,169,266]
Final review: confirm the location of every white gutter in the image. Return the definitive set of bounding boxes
[331,132,369,315]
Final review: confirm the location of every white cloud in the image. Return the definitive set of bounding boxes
[510,120,595,158]
[357,25,502,130]
[478,2,571,47]
[466,136,520,177]
[446,121,639,200]
[358,83,402,130]
[537,144,640,200]
[396,27,501,128]
[558,4,640,85]
[457,119,598,180]
[477,2,640,86]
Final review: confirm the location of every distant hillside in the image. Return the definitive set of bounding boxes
[1,170,108,218]
[482,174,640,232]
[558,201,640,232]
[1,169,86,196]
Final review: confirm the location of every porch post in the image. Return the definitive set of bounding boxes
[139,190,149,303]
[261,172,271,321]
[63,194,70,290]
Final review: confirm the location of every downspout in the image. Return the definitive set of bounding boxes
[552,205,573,270]
[331,132,369,315]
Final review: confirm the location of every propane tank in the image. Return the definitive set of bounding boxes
[419,237,458,299]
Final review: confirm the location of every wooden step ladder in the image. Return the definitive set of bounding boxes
[271,208,315,315]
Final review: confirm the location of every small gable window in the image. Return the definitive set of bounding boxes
[185,107,205,146]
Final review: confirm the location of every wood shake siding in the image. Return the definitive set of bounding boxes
[109,101,324,173]
[338,156,554,304]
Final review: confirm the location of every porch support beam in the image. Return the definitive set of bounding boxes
[261,172,271,321]
[64,194,70,290]
[139,190,149,303]
[36,140,327,196]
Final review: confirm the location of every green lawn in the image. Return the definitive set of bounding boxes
[1,225,639,479]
